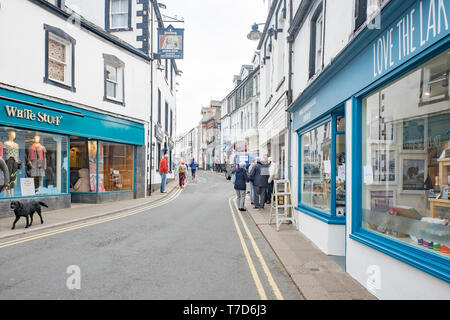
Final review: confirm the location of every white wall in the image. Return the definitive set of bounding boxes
[66,0,141,49]
[291,0,354,101]
[0,0,150,124]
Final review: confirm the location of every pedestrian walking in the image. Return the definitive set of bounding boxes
[248,158,257,205]
[249,156,270,209]
[233,162,249,211]
[190,158,198,180]
[179,161,187,189]
[159,154,169,193]
[266,157,279,204]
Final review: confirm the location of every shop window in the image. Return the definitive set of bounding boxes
[106,0,131,31]
[44,25,75,91]
[100,142,134,191]
[361,49,450,257]
[0,127,68,198]
[301,121,332,213]
[103,54,125,104]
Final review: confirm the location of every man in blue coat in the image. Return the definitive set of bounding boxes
[189,158,198,180]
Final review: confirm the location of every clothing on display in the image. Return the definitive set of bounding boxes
[29,136,47,177]
[4,141,19,162]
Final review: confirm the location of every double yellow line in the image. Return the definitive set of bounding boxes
[0,188,183,249]
[228,196,284,300]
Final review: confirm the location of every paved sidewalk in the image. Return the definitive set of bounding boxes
[0,179,180,241]
[246,203,377,300]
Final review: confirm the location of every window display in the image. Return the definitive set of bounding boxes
[362,49,450,257]
[0,127,68,198]
[301,121,332,213]
[100,142,134,192]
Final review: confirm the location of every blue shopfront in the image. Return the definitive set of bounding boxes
[0,88,146,217]
[289,0,449,293]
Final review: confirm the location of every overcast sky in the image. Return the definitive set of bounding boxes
[162,0,268,136]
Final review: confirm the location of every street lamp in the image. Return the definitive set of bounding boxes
[247,23,264,41]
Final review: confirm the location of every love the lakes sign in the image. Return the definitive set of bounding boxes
[372,0,448,78]
[4,105,63,126]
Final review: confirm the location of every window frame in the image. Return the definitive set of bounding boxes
[103,54,125,105]
[43,24,76,92]
[297,112,346,225]
[350,46,450,283]
[157,89,162,125]
[105,0,132,32]
[354,0,368,32]
[309,1,324,79]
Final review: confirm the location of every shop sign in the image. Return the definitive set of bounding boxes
[158,25,184,59]
[5,105,63,126]
[155,124,164,142]
[372,0,449,79]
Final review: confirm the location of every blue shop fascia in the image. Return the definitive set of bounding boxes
[0,88,146,215]
[289,0,449,284]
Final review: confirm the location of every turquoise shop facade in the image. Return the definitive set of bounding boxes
[0,87,146,215]
[288,0,449,298]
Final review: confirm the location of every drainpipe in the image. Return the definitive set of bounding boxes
[148,0,154,196]
[287,0,294,182]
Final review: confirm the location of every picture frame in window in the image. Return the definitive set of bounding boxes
[370,147,397,185]
[401,118,427,152]
[400,154,428,194]
[370,190,395,214]
[366,93,395,143]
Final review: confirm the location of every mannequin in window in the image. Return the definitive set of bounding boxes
[4,131,20,197]
[29,135,47,188]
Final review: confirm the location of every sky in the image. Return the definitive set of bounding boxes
[162,0,268,136]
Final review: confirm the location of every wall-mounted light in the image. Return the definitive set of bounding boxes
[247,23,263,41]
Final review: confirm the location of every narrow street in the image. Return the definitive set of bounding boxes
[0,172,302,300]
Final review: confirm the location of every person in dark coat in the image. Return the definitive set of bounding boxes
[233,162,249,211]
[249,156,270,209]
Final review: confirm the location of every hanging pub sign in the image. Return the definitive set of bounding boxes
[158,25,184,59]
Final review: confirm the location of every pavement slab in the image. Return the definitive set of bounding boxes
[245,202,377,300]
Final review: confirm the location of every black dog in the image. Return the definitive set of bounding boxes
[10,201,48,230]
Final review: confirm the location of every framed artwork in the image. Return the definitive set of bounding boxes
[400,155,427,193]
[402,118,427,152]
[370,190,395,213]
[371,148,397,185]
[367,92,395,143]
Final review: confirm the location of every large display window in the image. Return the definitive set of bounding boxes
[70,139,134,193]
[101,142,134,192]
[0,127,68,198]
[299,114,346,219]
[361,49,450,257]
[301,121,332,213]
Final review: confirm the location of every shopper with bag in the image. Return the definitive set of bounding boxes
[179,161,187,189]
